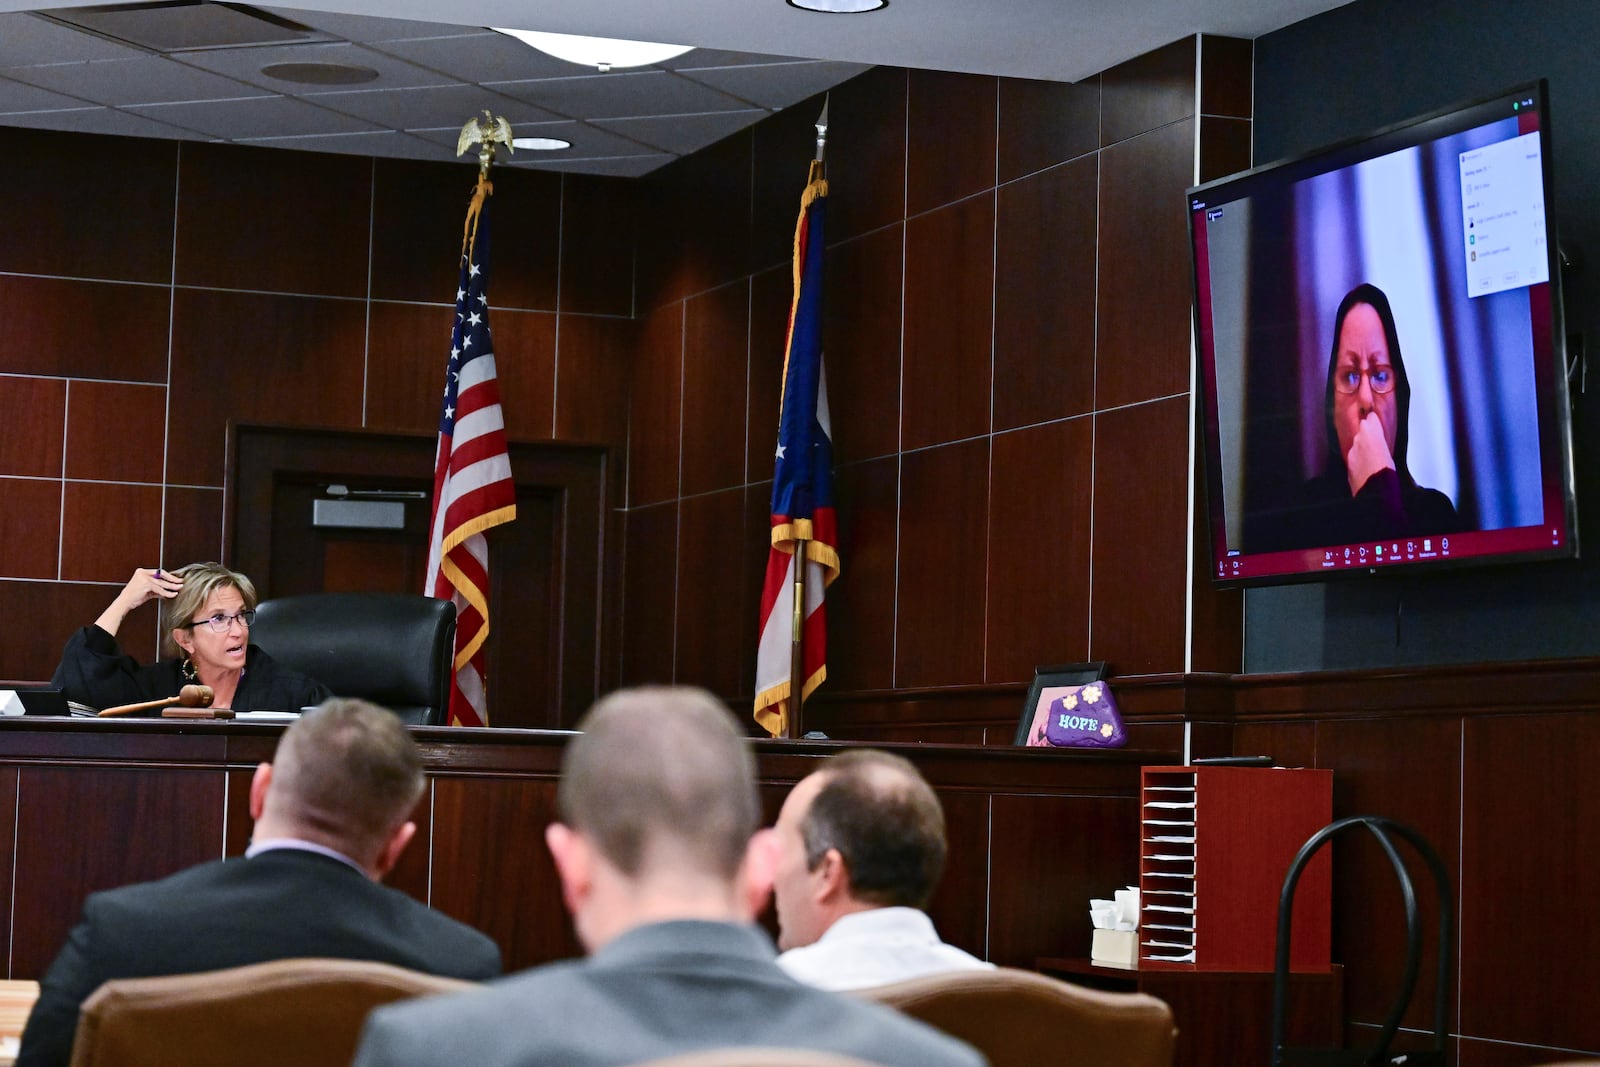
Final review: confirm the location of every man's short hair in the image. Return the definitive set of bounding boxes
[271,699,424,859]
[801,749,947,909]
[559,686,758,881]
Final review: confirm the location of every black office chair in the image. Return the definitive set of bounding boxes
[249,593,456,726]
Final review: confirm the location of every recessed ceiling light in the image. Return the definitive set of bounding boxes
[786,0,888,11]
[260,62,379,85]
[513,137,573,151]
[492,28,692,71]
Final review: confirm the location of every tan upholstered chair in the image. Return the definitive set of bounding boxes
[855,966,1176,1067]
[68,957,475,1067]
[629,1051,892,1067]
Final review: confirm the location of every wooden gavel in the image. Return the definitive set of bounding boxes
[98,684,214,718]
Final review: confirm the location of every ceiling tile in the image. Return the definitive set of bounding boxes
[678,60,869,109]
[125,93,382,140]
[301,83,559,129]
[0,105,207,140]
[411,118,653,159]
[521,153,671,177]
[0,74,94,112]
[594,109,765,154]
[259,6,488,43]
[0,13,147,65]
[174,40,454,92]
[366,32,580,83]
[236,128,446,160]
[487,69,748,120]
[4,55,272,106]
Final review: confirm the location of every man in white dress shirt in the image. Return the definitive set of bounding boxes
[773,748,994,990]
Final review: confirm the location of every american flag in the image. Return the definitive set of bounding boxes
[754,161,839,737]
[424,180,516,728]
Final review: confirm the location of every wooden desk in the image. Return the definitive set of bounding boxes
[0,718,1168,978]
[1038,957,1344,1067]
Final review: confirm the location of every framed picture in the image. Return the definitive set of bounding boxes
[1014,662,1126,749]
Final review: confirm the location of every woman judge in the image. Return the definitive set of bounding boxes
[52,562,331,713]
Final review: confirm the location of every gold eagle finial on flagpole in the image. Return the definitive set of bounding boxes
[457,110,514,177]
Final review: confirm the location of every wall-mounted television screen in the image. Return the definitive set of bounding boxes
[1189,80,1577,587]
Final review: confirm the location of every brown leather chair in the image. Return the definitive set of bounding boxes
[855,966,1176,1067]
[629,1051,892,1067]
[68,957,475,1067]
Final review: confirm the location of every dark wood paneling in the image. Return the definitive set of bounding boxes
[371,161,561,312]
[65,380,166,483]
[385,785,433,908]
[489,308,557,441]
[0,768,14,972]
[987,418,1094,682]
[0,127,175,283]
[675,488,748,702]
[750,97,826,275]
[636,134,753,310]
[1232,721,1316,768]
[826,457,899,694]
[61,481,161,584]
[1102,36,1196,146]
[626,303,683,507]
[1090,398,1189,674]
[746,266,789,480]
[895,439,989,688]
[12,765,224,977]
[994,155,1098,432]
[988,793,1140,966]
[907,69,998,217]
[822,226,904,463]
[620,502,679,687]
[902,195,995,451]
[559,176,637,316]
[0,275,170,382]
[429,775,579,972]
[1199,115,1253,183]
[998,75,1101,182]
[739,484,769,703]
[1316,716,1461,1033]
[1461,713,1600,1051]
[169,289,367,487]
[681,281,751,496]
[1190,427,1244,674]
[1096,119,1196,409]
[365,301,452,435]
[163,486,225,566]
[1199,35,1253,119]
[555,314,635,449]
[826,66,908,245]
[1455,1036,1579,1067]
[0,377,65,478]
[0,478,61,580]
[924,790,989,958]
[0,581,129,683]
[176,144,369,297]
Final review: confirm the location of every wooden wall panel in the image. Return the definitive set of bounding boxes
[997,75,1100,183]
[821,227,903,465]
[675,488,749,702]
[0,479,61,580]
[626,303,684,508]
[620,503,679,687]
[559,176,638,317]
[680,281,751,496]
[826,457,898,693]
[554,314,636,450]
[0,377,65,477]
[61,482,162,584]
[12,765,224,977]
[901,193,995,451]
[0,276,170,381]
[1460,713,1600,1052]
[65,381,165,483]
[896,439,989,688]
[824,66,907,245]
[907,69,997,217]
[1101,37,1195,147]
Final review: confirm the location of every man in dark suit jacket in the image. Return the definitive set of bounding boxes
[353,687,984,1067]
[17,698,502,1067]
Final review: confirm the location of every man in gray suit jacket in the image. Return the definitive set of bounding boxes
[354,686,986,1067]
[18,699,501,1067]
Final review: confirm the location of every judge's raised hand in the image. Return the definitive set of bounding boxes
[95,568,185,637]
[1345,411,1396,496]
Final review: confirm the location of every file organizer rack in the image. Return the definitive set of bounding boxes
[1140,765,1333,971]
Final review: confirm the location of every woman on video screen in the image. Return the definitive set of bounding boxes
[1262,283,1460,551]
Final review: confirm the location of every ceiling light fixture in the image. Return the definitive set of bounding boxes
[785,0,888,12]
[492,28,692,72]
[513,137,573,151]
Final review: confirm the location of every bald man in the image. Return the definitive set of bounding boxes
[18,699,501,1067]
[354,686,984,1067]
[773,749,993,990]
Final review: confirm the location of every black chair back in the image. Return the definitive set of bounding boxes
[250,593,455,726]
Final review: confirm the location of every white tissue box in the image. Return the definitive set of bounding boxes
[1091,929,1138,966]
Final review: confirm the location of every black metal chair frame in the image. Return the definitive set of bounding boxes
[1270,815,1453,1067]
